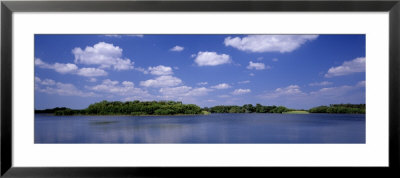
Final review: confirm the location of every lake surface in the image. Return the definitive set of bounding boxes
[35,113,365,143]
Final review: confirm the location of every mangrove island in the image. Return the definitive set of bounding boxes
[35,100,366,116]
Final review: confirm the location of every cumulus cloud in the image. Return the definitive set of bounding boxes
[211,83,231,89]
[127,35,144,38]
[35,77,56,86]
[232,88,251,95]
[170,45,184,52]
[257,81,366,109]
[77,68,108,77]
[224,35,318,53]
[238,80,250,84]
[197,82,208,86]
[88,79,147,96]
[35,58,78,74]
[247,61,269,70]
[159,86,213,99]
[357,80,366,87]
[325,57,366,78]
[272,58,279,62]
[194,51,231,66]
[88,78,97,82]
[52,63,79,74]
[309,81,333,86]
[35,77,96,97]
[72,42,134,70]
[140,75,182,88]
[263,85,305,99]
[104,34,143,38]
[159,86,192,97]
[187,87,213,96]
[35,58,107,77]
[104,35,122,38]
[147,65,173,75]
[262,81,365,101]
[309,81,365,98]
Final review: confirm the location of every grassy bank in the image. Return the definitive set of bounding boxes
[282,110,309,114]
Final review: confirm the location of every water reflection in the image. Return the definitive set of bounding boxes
[35,113,365,143]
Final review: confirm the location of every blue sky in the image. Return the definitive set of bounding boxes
[34,34,365,109]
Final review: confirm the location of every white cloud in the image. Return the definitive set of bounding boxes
[134,67,147,74]
[35,76,41,82]
[34,58,51,68]
[159,86,213,98]
[325,57,366,78]
[357,80,366,87]
[211,83,231,89]
[309,81,365,98]
[77,68,108,77]
[35,77,95,97]
[194,51,231,66]
[52,63,79,74]
[122,81,134,87]
[232,88,251,95]
[309,81,333,86]
[247,61,268,70]
[197,82,208,85]
[88,78,97,82]
[224,35,318,53]
[89,79,146,96]
[104,35,122,38]
[256,81,365,109]
[140,75,182,88]
[263,85,305,99]
[35,58,78,74]
[127,35,144,38]
[187,87,213,96]
[249,73,255,76]
[238,80,250,84]
[170,45,184,52]
[263,81,365,100]
[72,42,134,70]
[159,86,192,97]
[35,58,107,77]
[104,34,143,38]
[147,65,173,75]
[35,77,56,86]
[272,58,279,62]
[310,86,353,97]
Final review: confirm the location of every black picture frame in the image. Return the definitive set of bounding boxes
[1,0,399,177]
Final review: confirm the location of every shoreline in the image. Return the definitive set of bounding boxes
[35,112,365,116]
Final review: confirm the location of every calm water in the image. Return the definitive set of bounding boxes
[35,113,365,143]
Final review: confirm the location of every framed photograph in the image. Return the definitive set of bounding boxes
[2,0,399,177]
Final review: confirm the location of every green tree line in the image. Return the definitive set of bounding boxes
[44,100,203,116]
[35,101,366,116]
[308,104,365,114]
[205,104,290,114]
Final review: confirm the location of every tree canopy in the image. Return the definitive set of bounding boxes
[52,100,202,116]
[35,101,365,116]
[208,104,290,114]
[309,104,365,114]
